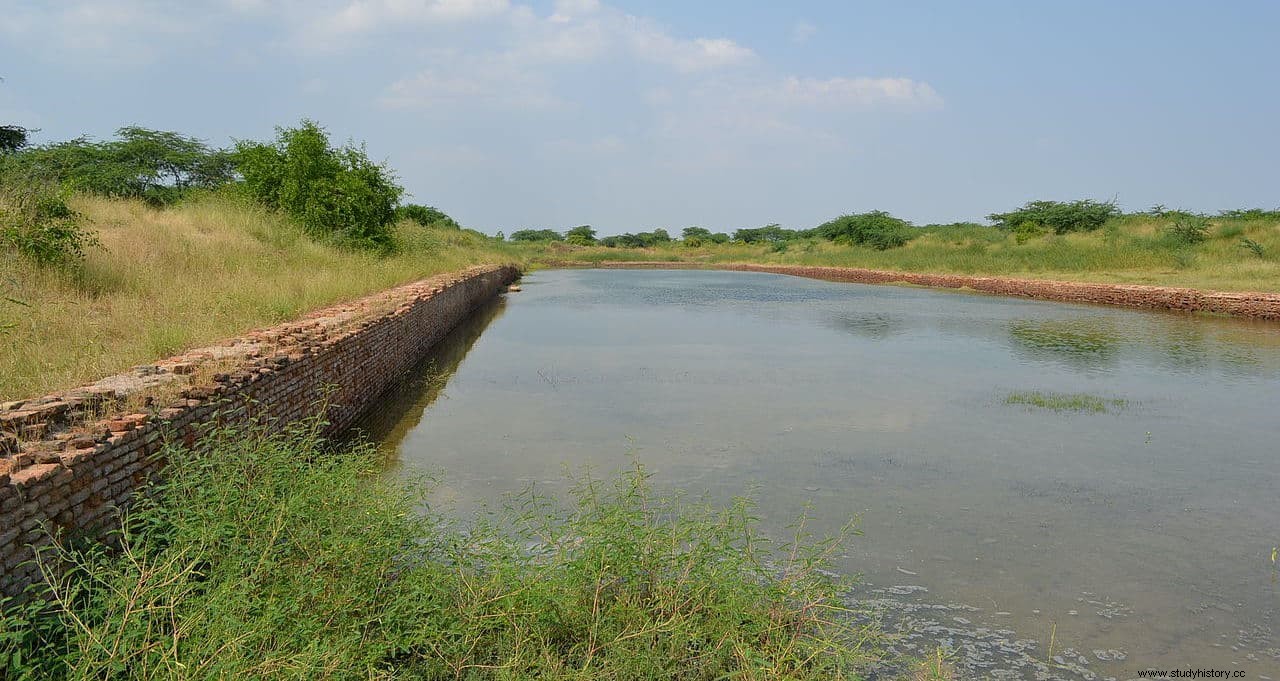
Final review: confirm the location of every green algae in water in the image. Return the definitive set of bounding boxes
[1004,390,1129,413]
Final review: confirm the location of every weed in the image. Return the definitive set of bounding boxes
[0,421,881,679]
[1005,390,1128,413]
[1163,216,1210,245]
[1240,238,1266,258]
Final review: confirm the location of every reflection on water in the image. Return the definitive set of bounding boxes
[349,296,506,454]
[1008,319,1121,369]
[365,269,1280,679]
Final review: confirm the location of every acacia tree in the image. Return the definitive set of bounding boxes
[3,127,233,205]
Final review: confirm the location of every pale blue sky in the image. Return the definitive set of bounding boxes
[2,1,1277,233]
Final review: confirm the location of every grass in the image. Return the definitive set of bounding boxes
[0,194,522,400]
[0,420,883,679]
[1004,390,1128,414]
[520,214,1280,293]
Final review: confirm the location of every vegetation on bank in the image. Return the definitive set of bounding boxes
[0,421,883,679]
[0,194,519,399]
[0,122,521,399]
[511,206,1280,293]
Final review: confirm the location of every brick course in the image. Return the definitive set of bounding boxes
[0,264,518,597]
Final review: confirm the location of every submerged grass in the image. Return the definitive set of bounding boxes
[0,420,882,679]
[0,194,522,399]
[1004,391,1128,414]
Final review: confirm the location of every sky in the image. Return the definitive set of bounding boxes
[2,0,1278,234]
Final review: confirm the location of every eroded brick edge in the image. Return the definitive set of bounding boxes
[0,264,520,596]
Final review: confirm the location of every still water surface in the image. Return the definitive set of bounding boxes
[359,268,1280,679]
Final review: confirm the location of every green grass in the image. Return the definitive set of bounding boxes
[0,421,882,679]
[0,194,523,399]
[519,214,1280,293]
[1004,390,1128,414]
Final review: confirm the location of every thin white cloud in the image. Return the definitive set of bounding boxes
[380,57,563,110]
[791,20,817,44]
[779,76,943,109]
[309,0,511,37]
[624,20,755,72]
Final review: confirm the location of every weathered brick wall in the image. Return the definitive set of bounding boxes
[594,262,1280,320]
[0,264,519,596]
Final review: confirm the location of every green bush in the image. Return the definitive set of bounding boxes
[601,230,670,247]
[1218,208,1280,221]
[509,228,564,242]
[1240,238,1266,257]
[0,421,878,679]
[565,225,597,245]
[1012,221,1045,245]
[235,121,402,251]
[733,224,797,244]
[395,203,457,228]
[0,165,97,264]
[988,200,1119,234]
[812,211,914,250]
[1163,216,1210,245]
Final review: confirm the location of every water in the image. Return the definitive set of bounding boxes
[357,268,1280,679]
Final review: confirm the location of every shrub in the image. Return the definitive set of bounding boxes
[1012,221,1045,245]
[1218,208,1280,221]
[509,228,564,242]
[812,211,914,250]
[734,224,797,244]
[602,230,671,248]
[234,120,402,251]
[0,165,97,264]
[1163,216,1210,245]
[565,225,597,245]
[988,199,1119,234]
[395,203,457,228]
[1240,238,1266,258]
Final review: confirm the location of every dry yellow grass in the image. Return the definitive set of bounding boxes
[1,194,520,400]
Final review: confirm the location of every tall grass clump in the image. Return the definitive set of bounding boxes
[0,421,879,679]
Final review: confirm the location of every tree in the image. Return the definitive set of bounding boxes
[235,120,403,251]
[0,125,30,154]
[812,211,914,250]
[4,127,233,205]
[566,225,597,245]
[987,200,1118,234]
[733,224,796,244]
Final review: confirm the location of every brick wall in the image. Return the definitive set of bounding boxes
[0,264,519,597]
[593,262,1280,320]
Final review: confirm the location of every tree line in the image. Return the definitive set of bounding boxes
[498,199,1278,252]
